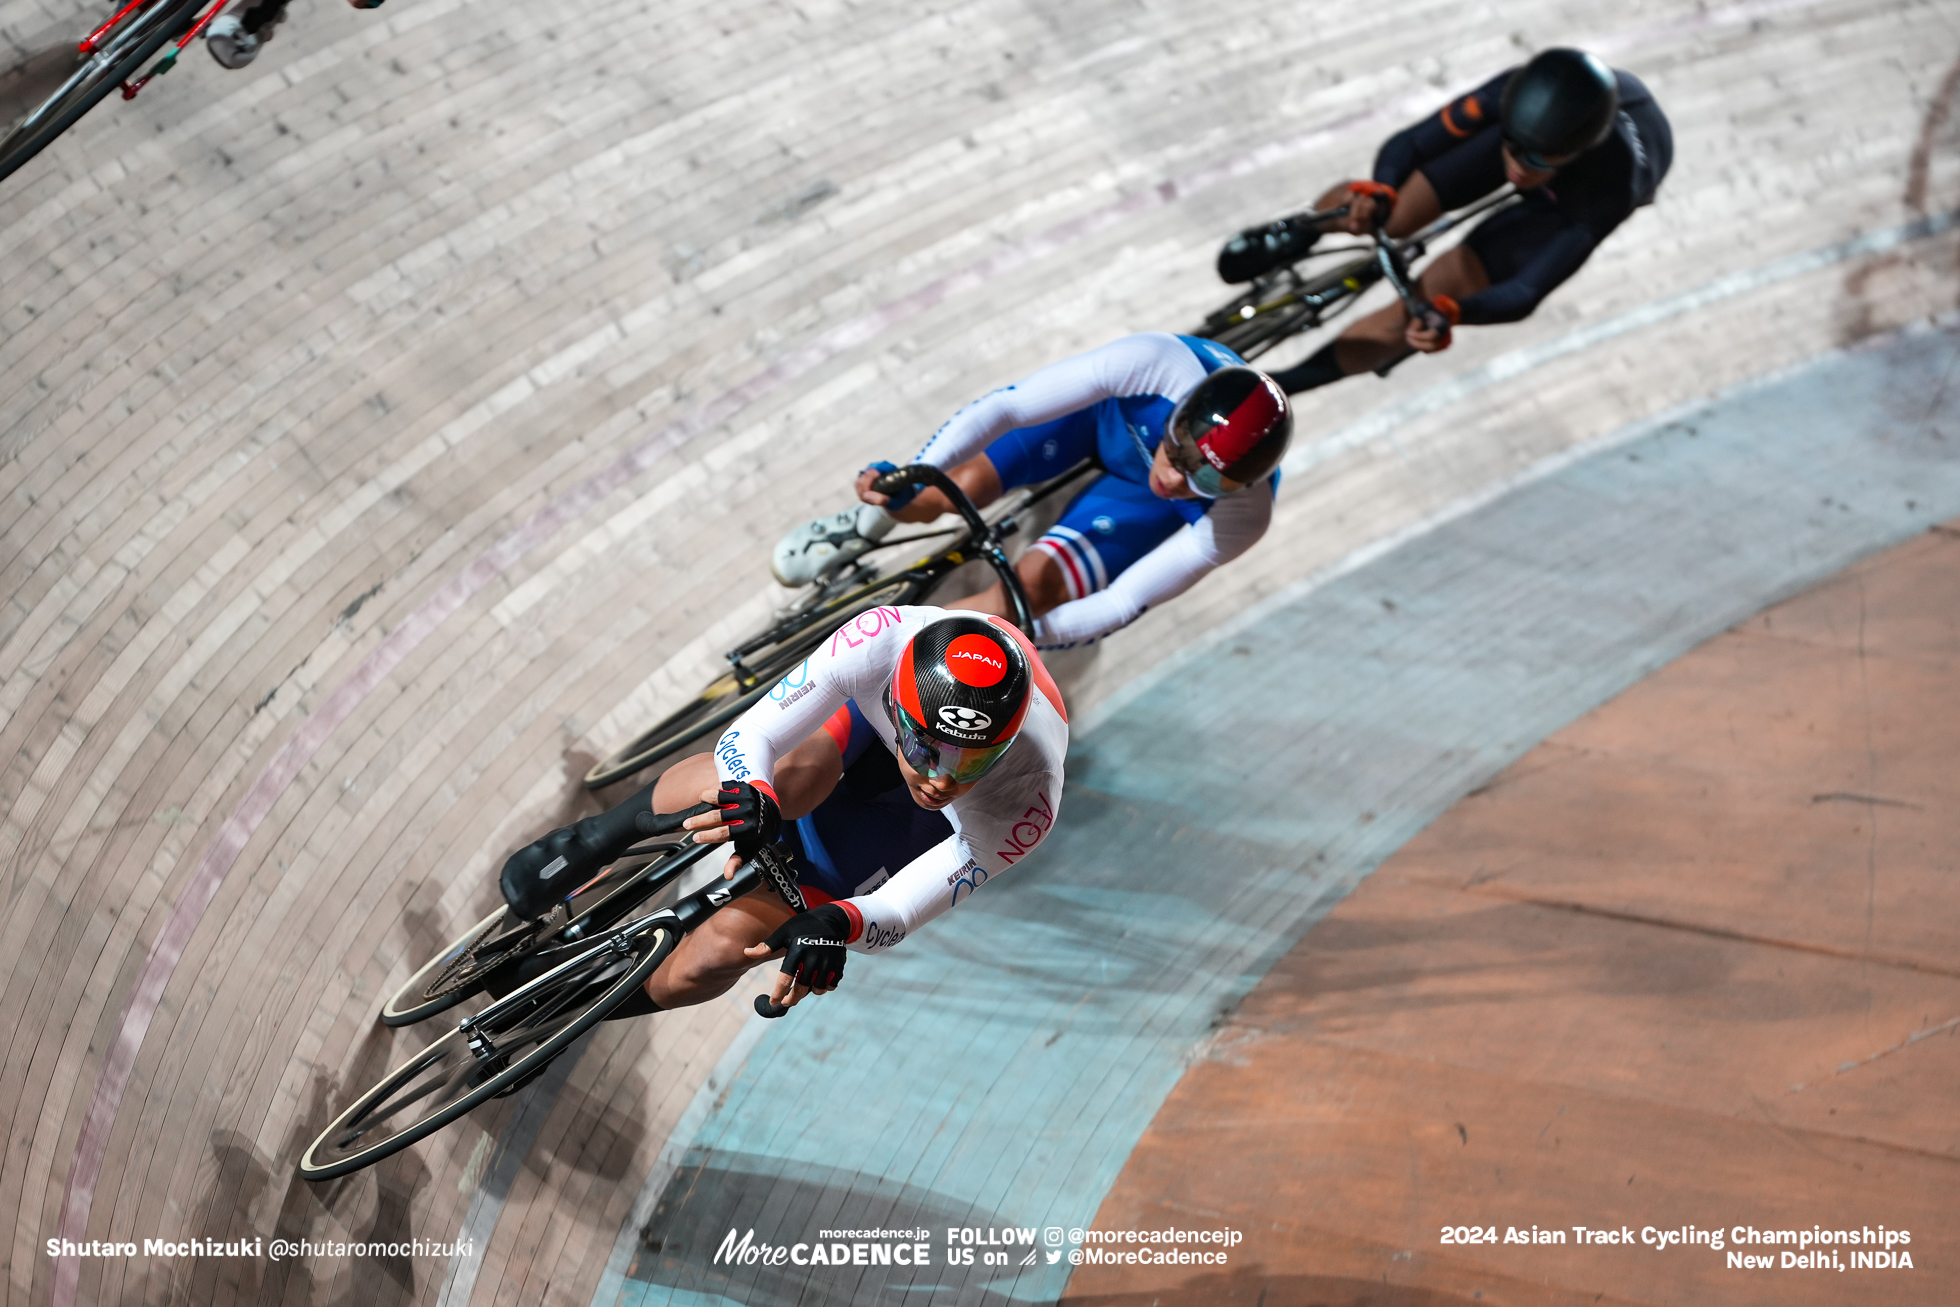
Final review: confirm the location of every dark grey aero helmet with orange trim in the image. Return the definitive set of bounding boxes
[1500,48,1620,164]
[1164,366,1293,497]
[883,615,1032,783]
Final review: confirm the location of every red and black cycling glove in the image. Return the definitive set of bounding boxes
[755,903,854,1018]
[1422,293,1461,349]
[716,780,781,858]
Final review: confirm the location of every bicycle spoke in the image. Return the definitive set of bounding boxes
[423,918,533,1000]
[303,925,676,1180]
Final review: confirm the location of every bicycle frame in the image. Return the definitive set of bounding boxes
[730,456,1093,665]
[465,837,789,1050]
[86,0,228,99]
[1197,187,1519,358]
[580,457,1096,791]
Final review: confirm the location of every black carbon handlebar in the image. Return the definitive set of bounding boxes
[868,463,1036,636]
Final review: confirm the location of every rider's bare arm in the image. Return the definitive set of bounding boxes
[1313,169,1441,238]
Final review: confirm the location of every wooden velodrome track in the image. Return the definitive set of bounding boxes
[2,0,1957,1301]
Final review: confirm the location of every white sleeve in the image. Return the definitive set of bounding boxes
[710,605,913,790]
[1033,482,1273,648]
[836,838,971,952]
[914,332,1209,469]
[841,759,1063,952]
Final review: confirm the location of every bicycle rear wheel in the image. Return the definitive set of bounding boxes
[583,574,921,789]
[0,0,202,186]
[381,838,708,1024]
[300,923,678,1181]
[380,906,536,1027]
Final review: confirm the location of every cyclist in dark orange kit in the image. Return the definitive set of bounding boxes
[1219,48,1673,393]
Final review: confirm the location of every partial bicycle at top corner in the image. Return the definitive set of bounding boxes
[0,0,381,187]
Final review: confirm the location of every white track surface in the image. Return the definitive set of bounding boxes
[3,0,1958,1303]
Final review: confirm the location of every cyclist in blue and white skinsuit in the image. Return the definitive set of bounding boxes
[772,333,1294,649]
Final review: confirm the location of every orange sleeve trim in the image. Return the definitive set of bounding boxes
[985,616,1067,724]
[821,704,854,756]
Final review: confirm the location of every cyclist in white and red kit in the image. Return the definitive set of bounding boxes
[497,607,1068,1014]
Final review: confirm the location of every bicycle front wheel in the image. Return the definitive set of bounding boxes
[583,575,921,789]
[0,0,202,186]
[300,923,679,1181]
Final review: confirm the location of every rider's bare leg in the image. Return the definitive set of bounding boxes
[1336,243,1491,365]
[644,729,845,1008]
[645,889,799,1008]
[1272,242,1490,390]
[938,548,1070,622]
[882,454,1004,525]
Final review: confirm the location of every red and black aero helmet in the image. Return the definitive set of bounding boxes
[884,615,1032,783]
[1164,366,1292,497]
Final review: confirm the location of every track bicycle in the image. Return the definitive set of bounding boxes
[301,810,818,1181]
[0,0,243,185]
[1193,187,1519,370]
[580,458,1093,790]
[302,461,1087,1177]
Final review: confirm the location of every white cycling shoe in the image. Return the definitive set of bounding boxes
[205,9,275,67]
[771,504,896,587]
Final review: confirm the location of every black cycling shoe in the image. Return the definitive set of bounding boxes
[500,781,665,921]
[500,824,610,921]
[1216,215,1321,283]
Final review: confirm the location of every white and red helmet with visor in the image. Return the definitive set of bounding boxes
[883,615,1032,784]
[1163,365,1293,497]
